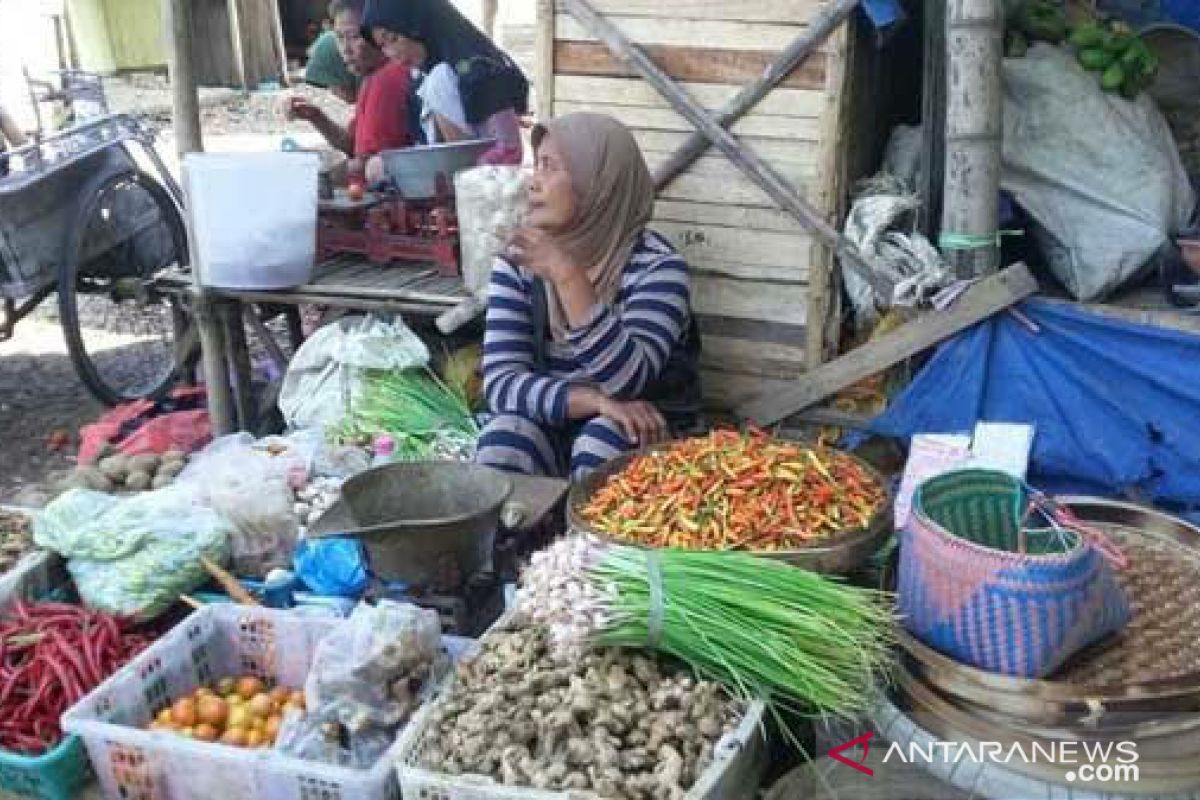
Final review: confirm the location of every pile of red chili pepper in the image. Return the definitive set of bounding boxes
[0,600,151,754]
[579,429,885,551]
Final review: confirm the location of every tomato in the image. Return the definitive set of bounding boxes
[197,695,229,728]
[171,697,198,728]
[194,723,219,742]
[246,729,268,748]
[247,693,274,718]
[347,182,365,202]
[220,727,248,748]
[236,676,266,701]
[269,686,290,709]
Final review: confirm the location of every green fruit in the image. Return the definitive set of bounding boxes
[1079,47,1115,71]
[1101,63,1126,92]
[1069,21,1106,49]
[1106,30,1134,54]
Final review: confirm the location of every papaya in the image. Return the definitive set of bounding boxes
[1078,47,1114,71]
[1101,63,1126,92]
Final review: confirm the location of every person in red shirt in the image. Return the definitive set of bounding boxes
[286,0,415,174]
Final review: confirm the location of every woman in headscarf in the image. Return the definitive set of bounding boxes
[361,0,526,165]
[475,113,702,479]
[303,27,361,105]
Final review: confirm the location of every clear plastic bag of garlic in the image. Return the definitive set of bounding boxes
[454,166,530,299]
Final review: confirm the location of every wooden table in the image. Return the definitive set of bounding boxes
[163,256,474,435]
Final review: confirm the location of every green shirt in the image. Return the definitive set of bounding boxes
[305,31,360,94]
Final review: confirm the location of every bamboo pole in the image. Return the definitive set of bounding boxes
[941,0,1004,277]
[164,0,203,155]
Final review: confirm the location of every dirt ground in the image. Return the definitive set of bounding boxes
[0,75,343,508]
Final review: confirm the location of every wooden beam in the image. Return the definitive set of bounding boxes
[482,0,499,38]
[268,0,290,85]
[536,0,556,120]
[941,0,1003,277]
[737,262,1038,425]
[164,0,203,155]
[652,0,860,191]
[560,0,893,301]
[554,40,826,89]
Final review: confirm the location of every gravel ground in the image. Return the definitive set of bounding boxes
[0,74,337,507]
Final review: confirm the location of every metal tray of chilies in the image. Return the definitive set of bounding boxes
[567,442,893,575]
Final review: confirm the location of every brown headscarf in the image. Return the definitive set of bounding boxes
[531,113,655,340]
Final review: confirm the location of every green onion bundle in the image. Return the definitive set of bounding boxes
[515,537,896,720]
[342,367,479,459]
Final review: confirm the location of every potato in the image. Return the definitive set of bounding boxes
[98,455,131,481]
[125,471,153,491]
[76,466,115,492]
[94,442,118,465]
[157,460,186,479]
[151,474,174,491]
[163,450,187,465]
[128,454,161,474]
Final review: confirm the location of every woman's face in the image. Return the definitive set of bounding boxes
[372,28,426,66]
[527,134,576,231]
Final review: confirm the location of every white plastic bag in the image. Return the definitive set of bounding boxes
[1001,44,1195,300]
[278,314,430,431]
[455,166,530,299]
[179,433,309,577]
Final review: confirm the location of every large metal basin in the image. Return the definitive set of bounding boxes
[308,462,512,585]
[379,139,495,198]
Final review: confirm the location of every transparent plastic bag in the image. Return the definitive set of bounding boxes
[455,166,530,298]
[180,433,304,577]
[34,487,231,618]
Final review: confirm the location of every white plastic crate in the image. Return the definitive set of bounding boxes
[395,683,767,800]
[62,603,461,800]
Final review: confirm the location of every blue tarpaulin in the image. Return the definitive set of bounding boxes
[858,299,1200,507]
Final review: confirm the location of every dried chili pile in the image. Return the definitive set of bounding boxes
[0,601,152,754]
[578,429,885,550]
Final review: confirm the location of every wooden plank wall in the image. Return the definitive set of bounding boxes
[547,0,852,409]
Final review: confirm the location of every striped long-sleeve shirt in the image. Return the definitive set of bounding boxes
[482,229,691,426]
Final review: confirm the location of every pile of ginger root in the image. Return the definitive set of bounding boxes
[413,624,742,799]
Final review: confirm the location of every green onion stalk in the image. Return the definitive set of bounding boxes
[340,366,479,460]
[514,536,896,722]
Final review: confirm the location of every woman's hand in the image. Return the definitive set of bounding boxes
[506,227,580,286]
[285,96,326,124]
[569,386,667,446]
[601,397,669,447]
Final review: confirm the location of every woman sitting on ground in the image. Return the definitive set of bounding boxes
[474,113,702,479]
[361,0,526,165]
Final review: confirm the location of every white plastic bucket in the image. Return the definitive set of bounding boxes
[184,152,319,290]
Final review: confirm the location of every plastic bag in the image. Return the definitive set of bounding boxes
[180,433,308,577]
[34,487,231,618]
[293,537,369,597]
[455,166,529,299]
[1001,44,1195,300]
[277,601,442,767]
[278,314,430,431]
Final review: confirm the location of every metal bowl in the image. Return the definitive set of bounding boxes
[567,443,892,574]
[307,461,512,586]
[379,139,496,199]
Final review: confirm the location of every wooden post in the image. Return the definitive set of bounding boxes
[164,0,203,155]
[222,301,254,431]
[535,0,555,121]
[481,0,499,39]
[941,0,1004,277]
[227,0,249,92]
[268,0,291,85]
[195,295,234,435]
[653,0,861,191]
[921,0,947,239]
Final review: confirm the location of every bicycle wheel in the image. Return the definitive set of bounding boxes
[59,168,189,406]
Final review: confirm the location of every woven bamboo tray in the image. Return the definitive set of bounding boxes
[889,497,1200,727]
[568,443,892,574]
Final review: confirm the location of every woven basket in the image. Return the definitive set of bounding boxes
[898,470,1130,678]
